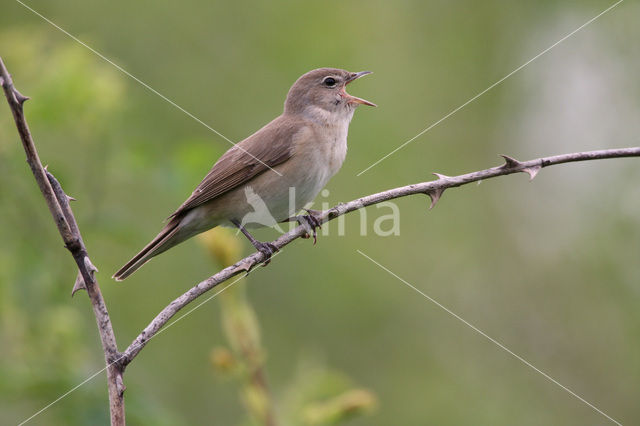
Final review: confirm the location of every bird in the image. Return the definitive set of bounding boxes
[113,67,375,281]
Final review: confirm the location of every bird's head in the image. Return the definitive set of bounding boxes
[284,68,376,119]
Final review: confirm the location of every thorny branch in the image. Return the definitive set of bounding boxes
[0,57,126,426]
[2,54,639,424]
[121,146,640,364]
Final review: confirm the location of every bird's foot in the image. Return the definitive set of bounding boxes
[253,241,279,266]
[297,209,323,244]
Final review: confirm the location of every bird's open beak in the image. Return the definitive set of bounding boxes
[343,71,376,107]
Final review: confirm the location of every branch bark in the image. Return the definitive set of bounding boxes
[0,57,126,425]
[121,146,640,365]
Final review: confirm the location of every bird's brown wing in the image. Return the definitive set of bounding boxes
[170,116,300,217]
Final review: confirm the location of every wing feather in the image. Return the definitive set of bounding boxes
[170,116,300,217]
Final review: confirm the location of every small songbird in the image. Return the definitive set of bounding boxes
[113,68,375,281]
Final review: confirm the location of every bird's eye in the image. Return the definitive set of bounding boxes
[323,77,337,87]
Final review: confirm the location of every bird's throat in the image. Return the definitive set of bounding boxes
[302,104,355,127]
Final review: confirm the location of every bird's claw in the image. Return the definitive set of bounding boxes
[254,241,279,266]
[298,209,323,244]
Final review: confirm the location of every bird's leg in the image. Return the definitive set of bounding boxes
[231,219,279,266]
[281,209,323,244]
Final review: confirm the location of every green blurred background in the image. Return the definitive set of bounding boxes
[1,0,639,424]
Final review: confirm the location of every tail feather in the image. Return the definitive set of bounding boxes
[113,219,182,281]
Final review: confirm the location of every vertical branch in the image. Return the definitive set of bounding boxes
[0,57,125,425]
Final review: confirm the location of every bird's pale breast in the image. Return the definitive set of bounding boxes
[186,111,352,231]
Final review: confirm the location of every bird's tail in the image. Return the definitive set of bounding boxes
[112,218,182,281]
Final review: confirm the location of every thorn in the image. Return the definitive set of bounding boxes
[67,195,77,202]
[500,154,522,169]
[233,259,254,274]
[433,173,450,180]
[13,88,29,105]
[84,256,99,275]
[118,378,126,397]
[522,165,541,181]
[71,272,87,297]
[73,257,98,295]
[44,164,49,171]
[426,188,444,210]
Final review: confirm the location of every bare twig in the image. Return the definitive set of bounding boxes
[0,57,125,426]
[121,146,640,364]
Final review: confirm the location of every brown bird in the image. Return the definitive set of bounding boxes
[113,68,375,281]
